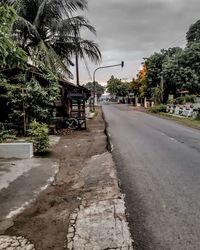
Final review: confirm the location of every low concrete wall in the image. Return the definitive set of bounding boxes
[0,143,33,159]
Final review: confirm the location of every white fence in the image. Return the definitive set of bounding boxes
[166,104,200,119]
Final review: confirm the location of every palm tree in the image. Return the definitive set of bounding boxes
[11,0,101,79]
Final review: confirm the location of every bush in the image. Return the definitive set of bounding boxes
[150,104,167,113]
[168,99,175,105]
[175,96,185,105]
[28,120,50,153]
[185,95,196,103]
[175,95,196,105]
[196,108,200,120]
[0,129,16,143]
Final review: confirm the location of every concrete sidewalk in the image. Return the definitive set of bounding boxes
[66,152,133,250]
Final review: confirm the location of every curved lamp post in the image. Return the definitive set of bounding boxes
[93,61,124,104]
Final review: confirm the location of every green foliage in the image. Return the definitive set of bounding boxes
[187,20,200,44]
[0,129,16,143]
[128,78,141,96]
[0,5,62,132]
[153,85,163,105]
[129,67,149,98]
[107,76,129,97]
[12,0,101,78]
[138,42,200,103]
[175,96,185,105]
[3,77,59,124]
[196,109,200,120]
[149,105,167,113]
[28,120,50,153]
[144,52,165,89]
[185,95,196,103]
[85,81,105,99]
[175,95,196,105]
[0,5,27,69]
[142,47,183,101]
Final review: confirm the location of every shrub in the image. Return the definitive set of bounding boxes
[28,120,50,153]
[0,129,16,143]
[196,108,200,120]
[185,95,196,103]
[150,104,167,113]
[175,96,185,105]
[175,95,196,105]
[168,99,175,105]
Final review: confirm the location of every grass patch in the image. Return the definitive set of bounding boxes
[152,112,200,130]
[149,104,167,113]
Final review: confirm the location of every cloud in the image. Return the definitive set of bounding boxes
[70,0,200,84]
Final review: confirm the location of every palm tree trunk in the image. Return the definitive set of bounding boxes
[74,27,80,86]
[75,51,80,86]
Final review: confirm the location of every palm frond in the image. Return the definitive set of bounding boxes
[13,15,40,39]
[73,16,96,34]
[48,46,73,78]
[35,40,73,78]
[53,16,96,36]
[78,39,101,64]
[63,0,87,12]
[33,0,49,28]
[11,0,101,78]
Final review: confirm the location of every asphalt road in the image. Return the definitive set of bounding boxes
[103,104,200,250]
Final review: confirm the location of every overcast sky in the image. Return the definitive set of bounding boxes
[71,0,200,85]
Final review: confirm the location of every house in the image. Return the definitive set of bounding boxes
[52,80,91,129]
[0,66,91,131]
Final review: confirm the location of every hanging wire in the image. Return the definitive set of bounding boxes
[83,55,92,81]
[167,34,186,48]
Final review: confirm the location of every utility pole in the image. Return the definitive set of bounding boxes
[22,88,26,135]
[93,61,124,105]
[74,27,80,86]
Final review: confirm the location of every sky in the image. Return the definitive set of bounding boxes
[71,0,200,86]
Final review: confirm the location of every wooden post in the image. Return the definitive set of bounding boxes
[22,88,26,135]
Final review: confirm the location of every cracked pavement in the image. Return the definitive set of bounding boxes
[65,152,133,250]
[0,235,35,250]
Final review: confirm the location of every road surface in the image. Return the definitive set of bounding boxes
[103,104,200,250]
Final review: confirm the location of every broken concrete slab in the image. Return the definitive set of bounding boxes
[67,199,133,250]
[66,152,134,250]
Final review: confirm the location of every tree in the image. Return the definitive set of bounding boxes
[128,78,142,96]
[177,43,200,94]
[144,52,164,88]
[106,76,129,97]
[0,5,59,130]
[0,5,27,69]
[135,65,149,98]
[84,82,104,99]
[161,47,183,100]
[12,0,101,78]
[186,20,200,44]
[153,78,164,105]
[0,5,27,123]
[142,47,183,102]
[136,19,200,103]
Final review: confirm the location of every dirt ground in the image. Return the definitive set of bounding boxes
[5,108,107,250]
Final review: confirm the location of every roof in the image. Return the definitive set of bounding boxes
[0,66,91,97]
[59,79,91,94]
[0,65,50,86]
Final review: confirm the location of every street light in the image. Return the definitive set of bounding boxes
[93,61,124,104]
